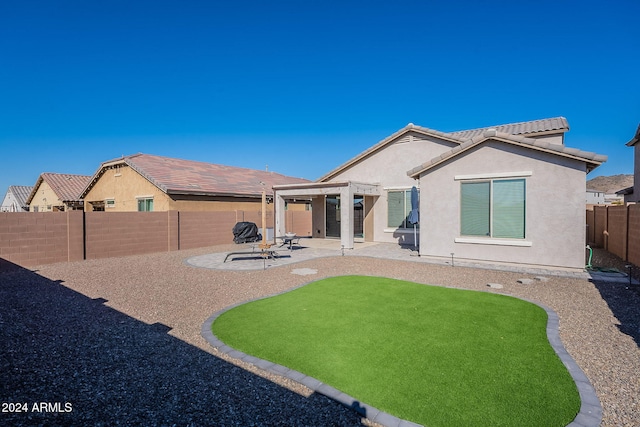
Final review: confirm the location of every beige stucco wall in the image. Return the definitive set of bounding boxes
[327,131,455,243]
[169,196,271,213]
[83,164,277,214]
[311,196,326,238]
[84,165,170,211]
[29,181,64,212]
[418,141,587,270]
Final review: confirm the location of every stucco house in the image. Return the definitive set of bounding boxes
[617,123,640,204]
[1,185,33,212]
[586,189,605,206]
[80,153,310,213]
[274,117,606,270]
[27,173,91,212]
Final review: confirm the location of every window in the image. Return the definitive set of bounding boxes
[105,199,115,208]
[460,179,525,239]
[387,189,419,229]
[137,198,154,212]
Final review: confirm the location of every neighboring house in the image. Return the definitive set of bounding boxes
[274,117,606,270]
[0,185,33,212]
[27,173,91,212]
[586,188,622,206]
[80,153,310,213]
[586,189,605,206]
[616,186,633,203]
[619,123,640,203]
[604,193,624,205]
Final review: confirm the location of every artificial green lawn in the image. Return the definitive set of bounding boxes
[212,276,579,427]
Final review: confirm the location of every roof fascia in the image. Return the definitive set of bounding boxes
[166,189,265,198]
[81,155,169,200]
[274,181,351,190]
[625,124,640,146]
[25,175,44,204]
[79,158,128,199]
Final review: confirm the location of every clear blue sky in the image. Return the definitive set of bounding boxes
[1,0,638,195]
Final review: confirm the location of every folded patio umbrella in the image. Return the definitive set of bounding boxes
[408,186,419,250]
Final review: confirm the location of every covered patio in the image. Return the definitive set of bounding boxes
[273,181,380,250]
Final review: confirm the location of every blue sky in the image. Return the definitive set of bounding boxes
[1,0,638,195]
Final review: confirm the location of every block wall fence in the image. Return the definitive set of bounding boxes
[0,210,312,267]
[586,204,640,267]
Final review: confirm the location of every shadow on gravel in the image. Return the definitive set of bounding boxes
[591,279,640,349]
[0,259,366,426]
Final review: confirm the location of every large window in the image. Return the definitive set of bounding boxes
[387,189,419,229]
[460,179,525,239]
[137,197,154,212]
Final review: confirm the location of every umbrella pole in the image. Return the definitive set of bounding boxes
[259,188,272,251]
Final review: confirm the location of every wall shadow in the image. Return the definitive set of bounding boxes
[591,278,640,349]
[0,258,366,426]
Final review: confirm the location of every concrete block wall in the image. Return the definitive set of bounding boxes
[85,212,171,260]
[587,204,640,267]
[593,206,608,248]
[0,210,313,267]
[286,211,313,237]
[586,209,595,245]
[0,211,83,266]
[627,204,640,267]
[235,210,312,241]
[606,206,628,261]
[179,211,236,249]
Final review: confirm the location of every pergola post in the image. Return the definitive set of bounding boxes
[339,185,354,249]
[274,192,286,241]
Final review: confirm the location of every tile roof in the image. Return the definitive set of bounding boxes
[84,154,311,198]
[407,129,607,178]
[318,117,570,182]
[8,185,33,208]
[448,117,569,139]
[27,173,92,204]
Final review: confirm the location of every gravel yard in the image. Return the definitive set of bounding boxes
[1,243,638,426]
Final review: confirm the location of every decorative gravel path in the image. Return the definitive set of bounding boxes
[1,242,638,426]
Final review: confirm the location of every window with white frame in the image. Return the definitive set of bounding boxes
[387,189,419,229]
[460,178,525,239]
[105,199,115,208]
[137,197,154,212]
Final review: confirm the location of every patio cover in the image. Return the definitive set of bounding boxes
[273,181,380,249]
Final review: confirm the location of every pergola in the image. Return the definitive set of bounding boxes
[273,181,380,249]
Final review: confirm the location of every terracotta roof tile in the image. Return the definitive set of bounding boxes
[40,173,92,202]
[98,154,310,197]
